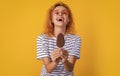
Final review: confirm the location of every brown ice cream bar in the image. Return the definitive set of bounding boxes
[56,33,65,48]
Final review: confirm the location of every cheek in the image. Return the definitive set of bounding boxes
[64,15,69,21]
[52,15,56,22]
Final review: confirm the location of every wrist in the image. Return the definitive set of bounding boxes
[52,61,59,65]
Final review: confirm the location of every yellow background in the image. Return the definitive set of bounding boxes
[0,0,120,76]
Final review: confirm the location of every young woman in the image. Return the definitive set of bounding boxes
[36,2,81,76]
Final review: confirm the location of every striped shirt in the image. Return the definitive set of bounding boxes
[36,34,81,76]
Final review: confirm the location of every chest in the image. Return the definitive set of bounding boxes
[47,38,76,53]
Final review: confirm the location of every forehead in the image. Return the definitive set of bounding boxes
[53,6,68,11]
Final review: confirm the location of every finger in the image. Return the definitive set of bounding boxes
[60,51,66,56]
[51,50,61,55]
[53,56,61,60]
[52,55,61,61]
[57,48,61,51]
[61,55,66,59]
[63,51,68,56]
[54,48,62,52]
[61,53,68,59]
[51,54,61,60]
[52,53,61,58]
[63,50,68,53]
[51,52,61,57]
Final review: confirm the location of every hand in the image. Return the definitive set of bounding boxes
[51,49,61,64]
[60,50,68,64]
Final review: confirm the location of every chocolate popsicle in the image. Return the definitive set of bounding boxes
[56,33,65,48]
[56,33,65,60]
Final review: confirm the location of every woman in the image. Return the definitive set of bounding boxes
[36,2,81,76]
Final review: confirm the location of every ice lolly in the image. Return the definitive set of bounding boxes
[56,33,65,48]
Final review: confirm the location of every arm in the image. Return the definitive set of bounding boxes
[42,49,61,73]
[42,57,58,73]
[60,50,77,72]
[63,36,81,72]
[62,55,77,72]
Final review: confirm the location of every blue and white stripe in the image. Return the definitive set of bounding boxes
[36,34,81,76]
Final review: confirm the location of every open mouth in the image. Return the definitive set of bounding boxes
[56,18,64,22]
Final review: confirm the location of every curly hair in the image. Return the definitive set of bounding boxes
[44,2,75,37]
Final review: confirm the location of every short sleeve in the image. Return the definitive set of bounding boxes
[36,34,50,60]
[70,36,81,59]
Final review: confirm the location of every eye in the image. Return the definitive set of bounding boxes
[54,11,59,15]
[62,11,67,15]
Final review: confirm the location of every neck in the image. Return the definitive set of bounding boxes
[54,25,66,37]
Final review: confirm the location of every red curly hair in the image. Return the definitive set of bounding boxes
[44,2,75,37]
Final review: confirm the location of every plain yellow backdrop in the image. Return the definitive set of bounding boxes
[0,0,120,76]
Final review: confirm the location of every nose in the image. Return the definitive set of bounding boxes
[59,12,62,16]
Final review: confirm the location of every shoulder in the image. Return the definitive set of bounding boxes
[36,34,49,42]
[37,34,48,39]
[67,34,81,40]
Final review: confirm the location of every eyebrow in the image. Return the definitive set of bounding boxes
[53,9,67,12]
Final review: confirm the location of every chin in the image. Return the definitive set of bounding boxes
[56,24,65,27]
[55,22,66,27]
